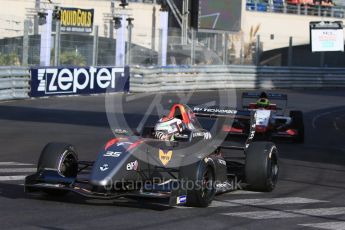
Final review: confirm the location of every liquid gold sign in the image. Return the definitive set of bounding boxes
[60,8,94,33]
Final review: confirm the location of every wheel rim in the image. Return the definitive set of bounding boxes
[269,154,279,185]
[58,151,77,177]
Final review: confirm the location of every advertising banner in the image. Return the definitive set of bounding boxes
[60,7,94,33]
[30,66,130,97]
[310,21,344,52]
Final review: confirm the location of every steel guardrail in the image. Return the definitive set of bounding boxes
[0,67,30,101]
[0,65,345,100]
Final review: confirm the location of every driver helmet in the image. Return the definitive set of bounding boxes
[256,98,270,108]
[154,117,185,140]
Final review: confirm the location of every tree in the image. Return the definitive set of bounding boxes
[0,52,21,66]
[60,50,86,66]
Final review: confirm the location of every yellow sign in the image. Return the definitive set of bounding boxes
[60,7,94,33]
[159,150,173,166]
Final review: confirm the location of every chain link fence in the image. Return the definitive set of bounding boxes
[0,0,344,67]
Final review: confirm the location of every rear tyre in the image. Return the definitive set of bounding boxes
[245,142,279,192]
[38,142,79,196]
[179,159,216,207]
[290,110,304,143]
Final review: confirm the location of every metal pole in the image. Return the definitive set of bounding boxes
[158,29,163,66]
[92,25,99,66]
[40,10,52,66]
[255,35,260,66]
[110,1,115,38]
[223,33,228,65]
[159,11,169,66]
[288,36,293,66]
[190,28,196,65]
[22,20,29,66]
[34,0,40,35]
[54,19,61,66]
[126,23,133,66]
[182,0,189,45]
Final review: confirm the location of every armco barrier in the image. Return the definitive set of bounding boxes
[130,65,345,92]
[1,65,345,100]
[0,66,30,100]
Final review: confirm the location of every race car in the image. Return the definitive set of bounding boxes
[203,92,304,143]
[25,104,279,207]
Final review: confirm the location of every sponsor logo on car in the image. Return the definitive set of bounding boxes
[103,151,122,158]
[192,132,212,140]
[193,107,238,115]
[218,159,227,166]
[126,160,139,171]
[100,164,109,171]
[176,195,187,205]
[159,150,173,166]
[117,142,133,147]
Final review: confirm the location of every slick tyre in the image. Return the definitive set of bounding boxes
[245,142,279,192]
[290,110,304,143]
[179,159,216,207]
[38,142,78,196]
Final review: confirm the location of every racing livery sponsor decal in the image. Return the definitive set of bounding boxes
[100,164,109,171]
[159,150,173,166]
[193,107,238,115]
[192,131,212,140]
[30,66,130,97]
[176,195,187,204]
[126,160,139,171]
[103,151,122,158]
[218,159,226,166]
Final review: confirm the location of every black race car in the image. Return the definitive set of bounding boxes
[25,104,279,207]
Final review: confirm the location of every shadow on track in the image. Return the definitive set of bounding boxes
[0,182,173,211]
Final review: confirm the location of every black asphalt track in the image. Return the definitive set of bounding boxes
[0,89,344,230]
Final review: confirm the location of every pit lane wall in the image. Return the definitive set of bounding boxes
[1,65,345,100]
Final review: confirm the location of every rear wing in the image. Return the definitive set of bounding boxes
[242,92,288,113]
[192,106,251,120]
[242,92,288,101]
[192,106,256,146]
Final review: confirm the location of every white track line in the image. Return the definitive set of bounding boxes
[0,162,34,166]
[210,197,327,208]
[0,175,27,181]
[222,207,345,220]
[300,221,345,230]
[230,190,262,195]
[0,168,36,173]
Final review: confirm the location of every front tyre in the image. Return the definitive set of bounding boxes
[179,159,216,207]
[245,142,279,192]
[37,142,79,196]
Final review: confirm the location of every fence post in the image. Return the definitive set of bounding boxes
[54,19,61,66]
[288,36,293,66]
[92,25,99,66]
[223,33,228,65]
[191,28,196,65]
[255,35,260,66]
[22,20,29,66]
[126,19,134,66]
